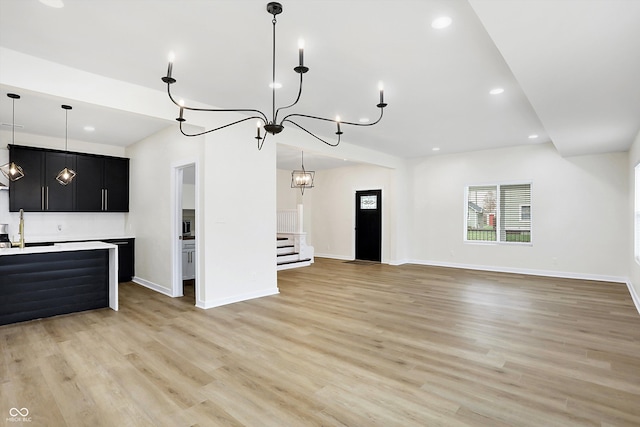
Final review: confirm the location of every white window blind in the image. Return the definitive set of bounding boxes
[466,183,531,243]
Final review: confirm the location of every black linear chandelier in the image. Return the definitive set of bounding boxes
[161,1,387,149]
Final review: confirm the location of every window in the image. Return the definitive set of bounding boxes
[465,183,531,243]
[635,164,640,264]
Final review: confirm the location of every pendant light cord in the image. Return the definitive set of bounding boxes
[11,97,15,145]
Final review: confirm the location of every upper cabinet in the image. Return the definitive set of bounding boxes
[9,146,76,212]
[75,154,129,212]
[8,145,129,213]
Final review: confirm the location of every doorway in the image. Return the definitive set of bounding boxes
[355,189,382,262]
[173,163,198,304]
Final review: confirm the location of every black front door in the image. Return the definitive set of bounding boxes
[355,189,382,262]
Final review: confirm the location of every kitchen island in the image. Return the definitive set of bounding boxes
[0,241,118,325]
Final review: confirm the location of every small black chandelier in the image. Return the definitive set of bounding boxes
[291,151,314,195]
[161,2,387,149]
[56,105,76,185]
[0,93,25,183]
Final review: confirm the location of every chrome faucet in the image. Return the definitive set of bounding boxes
[12,208,25,249]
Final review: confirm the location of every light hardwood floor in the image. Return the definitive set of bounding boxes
[1,258,639,426]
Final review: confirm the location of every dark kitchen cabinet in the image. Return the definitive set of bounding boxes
[9,145,75,212]
[75,154,129,212]
[8,145,44,211]
[103,238,135,282]
[8,145,128,213]
[44,151,76,211]
[103,157,129,212]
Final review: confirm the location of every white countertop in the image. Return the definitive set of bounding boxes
[24,235,135,244]
[0,241,117,256]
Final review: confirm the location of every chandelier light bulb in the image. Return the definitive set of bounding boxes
[298,39,305,67]
[378,81,386,107]
[177,99,185,122]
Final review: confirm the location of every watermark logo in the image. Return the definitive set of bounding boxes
[7,407,31,423]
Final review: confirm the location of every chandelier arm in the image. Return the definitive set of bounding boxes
[167,83,269,122]
[274,72,304,120]
[179,116,265,138]
[281,107,384,128]
[282,119,341,147]
[258,132,268,151]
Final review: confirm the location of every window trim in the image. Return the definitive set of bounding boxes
[464,181,533,246]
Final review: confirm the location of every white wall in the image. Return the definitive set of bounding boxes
[182,183,196,210]
[125,126,201,294]
[628,130,640,308]
[201,124,278,308]
[0,131,128,241]
[410,142,628,281]
[276,168,299,210]
[303,163,395,262]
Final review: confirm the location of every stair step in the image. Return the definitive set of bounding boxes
[277,252,299,257]
[277,237,288,241]
[277,258,311,265]
[277,253,301,264]
[277,258,312,271]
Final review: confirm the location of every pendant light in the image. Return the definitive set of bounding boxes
[291,151,314,195]
[0,93,25,182]
[56,104,76,185]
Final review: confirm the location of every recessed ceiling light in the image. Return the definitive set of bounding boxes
[359,118,370,123]
[269,82,282,89]
[432,147,441,152]
[432,16,452,29]
[39,0,64,8]
[489,88,504,95]
[84,125,95,132]
[528,134,539,139]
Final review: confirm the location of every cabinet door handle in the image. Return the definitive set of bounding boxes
[41,186,45,210]
[105,189,108,211]
[101,189,104,211]
[46,186,49,210]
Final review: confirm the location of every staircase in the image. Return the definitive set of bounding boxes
[277,235,312,271]
[276,204,314,271]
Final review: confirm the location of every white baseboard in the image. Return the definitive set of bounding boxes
[626,280,640,315]
[406,259,627,284]
[389,258,411,266]
[314,253,353,261]
[131,276,173,297]
[199,287,280,309]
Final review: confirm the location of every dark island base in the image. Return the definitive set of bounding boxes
[0,249,109,326]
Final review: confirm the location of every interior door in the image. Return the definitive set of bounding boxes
[355,189,382,262]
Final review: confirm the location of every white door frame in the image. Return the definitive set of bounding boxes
[172,161,200,304]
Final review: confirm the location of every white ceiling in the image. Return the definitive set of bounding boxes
[1,0,639,170]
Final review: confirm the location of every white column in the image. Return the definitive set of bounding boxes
[297,203,304,233]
